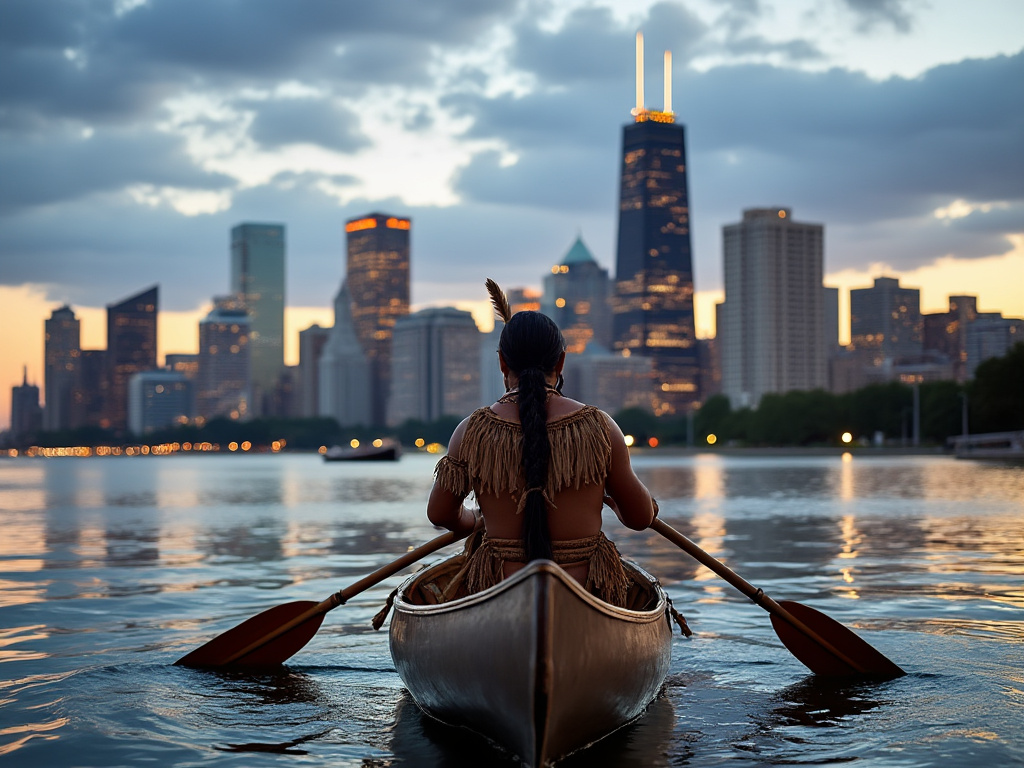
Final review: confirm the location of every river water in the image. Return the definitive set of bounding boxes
[0,452,1021,766]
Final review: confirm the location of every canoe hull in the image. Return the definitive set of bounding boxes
[389,559,673,766]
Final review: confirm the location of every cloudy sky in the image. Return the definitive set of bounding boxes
[2,0,1023,429]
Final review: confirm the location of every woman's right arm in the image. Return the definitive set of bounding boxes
[602,412,657,530]
[426,417,479,535]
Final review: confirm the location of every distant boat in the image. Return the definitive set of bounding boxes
[323,439,402,462]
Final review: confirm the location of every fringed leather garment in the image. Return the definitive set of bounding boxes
[433,405,632,607]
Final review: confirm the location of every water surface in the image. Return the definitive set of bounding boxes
[1,452,1021,766]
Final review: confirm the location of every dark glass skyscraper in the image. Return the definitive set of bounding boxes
[613,113,698,415]
[345,212,411,426]
[105,285,158,431]
[44,305,81,431]
[231,223,285,415]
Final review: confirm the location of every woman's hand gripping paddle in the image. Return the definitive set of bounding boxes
[651,518,904,678]
[176,523,479,668]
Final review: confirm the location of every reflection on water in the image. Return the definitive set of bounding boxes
[0,453,1021,766]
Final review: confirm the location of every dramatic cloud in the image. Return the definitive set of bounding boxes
[247,98,369,153]
[1,0,1021,316]
[840,0,917,33]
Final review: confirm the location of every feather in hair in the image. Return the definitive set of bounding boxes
[485,278,513,324]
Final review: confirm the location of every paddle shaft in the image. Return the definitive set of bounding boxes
[219,526,472,665]
[650,518,871,674]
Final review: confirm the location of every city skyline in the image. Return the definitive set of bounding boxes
[2,0,1023,428]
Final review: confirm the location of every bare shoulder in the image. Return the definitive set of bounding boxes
[445,414,474,458]
[546,396,588,421]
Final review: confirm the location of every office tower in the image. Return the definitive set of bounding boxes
[541,236,612,354]
[345,213,411,426]
[965,313,1024,378]
[697,337,721,400]
[75,349,107,427]
[823,286,840,354]
[44,305,81,431]
[613,33,698,415]
[479,326,505,406]
[923,295,978,382]
[231,223,285,414]
[106,285,158,431]
[197,296,251,421]
[720,208,826,409]
[507,287,542,314]
[388,308,481,426]
[561,345,654,415]
[128,371,192,435]
[319,280,372,428]
[10,367,42,443]
[298,324,331,417]
[850,277,923,362]
[165,353,199,380]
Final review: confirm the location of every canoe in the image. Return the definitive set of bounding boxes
[323,439,401,462]
[389,555,674,766]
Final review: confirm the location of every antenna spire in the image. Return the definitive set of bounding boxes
[634,31,644,117]
[631,32,675,123]
[664,50,672,114]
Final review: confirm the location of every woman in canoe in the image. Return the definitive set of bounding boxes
[426,279,658,607]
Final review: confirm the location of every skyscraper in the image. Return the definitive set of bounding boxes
[231,223,285,414]
[541,236,612,354]
[613,33,698,415]
[297,324,331,417]
[128,371,192,435]
[10,367,42,443]
[319,280,372,428]
[197,296,251,421]
[720,208,826,408]
[850,277,923,362]
[388,307,481,426]
[44,305,81,431]
[345,212,411,426]
[106,285,158,431]
[923,295,978,382]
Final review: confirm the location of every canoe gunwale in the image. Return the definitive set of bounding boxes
[389,556,674,766]
[393,557,669,623]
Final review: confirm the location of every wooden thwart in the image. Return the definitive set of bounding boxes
[650,518,904,678]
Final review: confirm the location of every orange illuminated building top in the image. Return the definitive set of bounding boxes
[346,216,411,233]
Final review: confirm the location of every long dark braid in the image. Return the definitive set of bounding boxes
[499,311,565,562]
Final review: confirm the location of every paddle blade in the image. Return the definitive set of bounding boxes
[770,600,905,678]
[176,601,325,668]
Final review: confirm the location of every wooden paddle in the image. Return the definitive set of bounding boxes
[651,518,905,678]
[176,524,477,668]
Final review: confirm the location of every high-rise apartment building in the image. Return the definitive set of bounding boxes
[850,277,923,362]
[319,281,372,428]
[613,34,698,415]
[197,296,251,421]
[561,345,654,415]
[297,324,331,418]
[105,285,158,431]
[541,236,612,354]
[231,223,285,414]
[44,305,81,431]
[923,295,978,382]
[128,371,192,435]
[75,349,107,427]
[965,313,1024,378]
[720,208,826,409]
[388,308,481,426]
[165,353,199,381]
[506,287,542,314]
[345,213,411,426]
